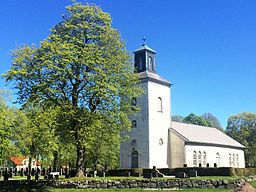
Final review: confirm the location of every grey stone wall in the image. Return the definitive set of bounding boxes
[0,178,253,190]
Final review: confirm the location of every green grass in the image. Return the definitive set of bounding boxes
[59,176,244,181]
[47,188,232,192]
[250,180,256,188]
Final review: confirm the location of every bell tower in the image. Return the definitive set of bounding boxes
[120,40,171,169]
[134,38,156,73]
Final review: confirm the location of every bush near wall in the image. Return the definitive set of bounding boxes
[106,167,256,177]
[107,168,143,177]
[173,167,256,177]
[229,168,256,176]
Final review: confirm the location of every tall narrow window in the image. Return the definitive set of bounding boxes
[236,154,239,167]
[232,154,235,167]
[229,154,232,166]
[198,151,202,166]
[203,152,207,166]
[158,97,163,112]
[148,56,153,71]
[132,120,137,128]
[131,97,137,106]
[139,58,143,70]
[216,153,220,167]
[193,151,197,166]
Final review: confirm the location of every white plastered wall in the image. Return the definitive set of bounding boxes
[148,80,171,168]
[185,144,245,168]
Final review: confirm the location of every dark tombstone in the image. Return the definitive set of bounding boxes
[14,168,17,176]
[35,172,39,180]
[206,163,210,167]
[183,164,187,167]
[31,168,35,176]
[42,168,46,176]
[25,168,29,176]
[20,168,24,176]
[48,167,52,174]
[214,163,217,168]
[37,168,41,175]
[27,174,31,180]
[3,173,8,181]
[8,168,12,178]
[64,167,69,178]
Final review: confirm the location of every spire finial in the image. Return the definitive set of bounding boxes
[142,36,146,46]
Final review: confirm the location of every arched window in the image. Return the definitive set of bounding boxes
[148,56,153,71]
[193,151,197,166]
[236,154,239,167]
[203,152,207,166]
[198,151,202,166]
[132,120,137,128]
[139,58,143,70]
[157,97,163,112]
[131,97,137,106]
[216,153,220,167]
[131,150,139,168]
[229,154,232,166]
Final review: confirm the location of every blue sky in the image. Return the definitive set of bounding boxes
[1,0,256,128]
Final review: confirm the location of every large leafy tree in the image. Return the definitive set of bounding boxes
[4,3,141,176]
[0,90,24,166]
[183,113,211,127]
[226,112,256,167]
[15,104,59,174]
[171,115,184,122]
[202,112,223,131]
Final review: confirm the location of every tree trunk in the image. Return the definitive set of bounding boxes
[76,143,85,177]
[53,151,58,172]
[28,156,32,175]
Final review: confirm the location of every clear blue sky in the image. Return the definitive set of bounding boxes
[1,0,256,128]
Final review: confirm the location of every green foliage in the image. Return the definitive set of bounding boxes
[183,113,211,127]
[226,112,256,167]
[202,112,223,130]
[0,90,24,163]
[4,2,142,176]
[171,115,184,122]
[14,104,59,169]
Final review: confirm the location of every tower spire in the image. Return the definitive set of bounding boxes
[142,36,146,46]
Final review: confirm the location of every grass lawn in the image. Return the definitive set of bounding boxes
[250,180,256,188]
[47,188,232,192]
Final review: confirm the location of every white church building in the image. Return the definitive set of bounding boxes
[120,43,245,169]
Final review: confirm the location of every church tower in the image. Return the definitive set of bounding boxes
[120,41,172,168]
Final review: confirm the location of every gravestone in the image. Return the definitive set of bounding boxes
[8,168,12,178]
[20,168,24,176]
[41,168,46,176]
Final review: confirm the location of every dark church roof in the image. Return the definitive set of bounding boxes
[170,121,245,149]
[134,44,156,53]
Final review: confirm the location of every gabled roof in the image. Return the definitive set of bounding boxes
[10,156,26,166]
[10,156,41,166]
[170,122,245,149]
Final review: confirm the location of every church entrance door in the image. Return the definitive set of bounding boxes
[131,150,139,168]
